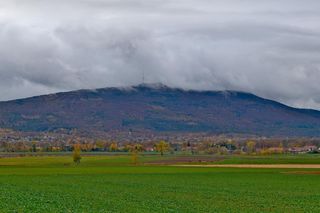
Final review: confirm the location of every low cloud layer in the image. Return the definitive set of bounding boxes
[1,0,320,109]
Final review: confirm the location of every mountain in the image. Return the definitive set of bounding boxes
[0,83,320,137]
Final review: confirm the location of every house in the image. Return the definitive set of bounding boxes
[289,145,318,154]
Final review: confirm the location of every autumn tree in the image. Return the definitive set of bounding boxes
[129,144,143,164]
[73,144,82,164]
[246,140,256,154]
[95,140,107,151]
[278,142,284,154]
[109,143,118,152]
[155,140,170,156]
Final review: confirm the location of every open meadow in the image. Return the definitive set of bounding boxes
[0,154,320,212]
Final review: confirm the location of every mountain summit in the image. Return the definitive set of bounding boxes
[0,84,320,136]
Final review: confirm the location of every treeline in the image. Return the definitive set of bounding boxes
[0,140,171,154]
[1,138,320,155]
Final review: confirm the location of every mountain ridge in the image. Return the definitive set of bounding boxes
[0,84,320,137]
[2,83,318,112]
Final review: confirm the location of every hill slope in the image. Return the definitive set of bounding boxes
[0,84,320,136]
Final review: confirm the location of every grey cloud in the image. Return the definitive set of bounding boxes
[0,0,320,109]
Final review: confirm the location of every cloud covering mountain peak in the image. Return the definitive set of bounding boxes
[1,0,320,109]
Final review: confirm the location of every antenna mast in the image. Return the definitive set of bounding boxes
[142,70,145,84]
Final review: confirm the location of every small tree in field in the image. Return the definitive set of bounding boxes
[155,140,170,156]
[129,144,143,164]
[73,144,82,164]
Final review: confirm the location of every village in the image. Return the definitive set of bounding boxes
[1,128,319,155]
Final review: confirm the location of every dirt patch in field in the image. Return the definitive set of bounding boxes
[146,156,225,165]
[174,164,320,169]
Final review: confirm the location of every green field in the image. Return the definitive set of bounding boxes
[211,154,320,164]
[0,154,320,212]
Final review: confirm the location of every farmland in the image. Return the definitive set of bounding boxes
[0,154,320,212]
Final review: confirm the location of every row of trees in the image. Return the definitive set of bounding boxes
[2,139,319,155]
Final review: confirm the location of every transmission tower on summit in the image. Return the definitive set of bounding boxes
[142,70,145,84]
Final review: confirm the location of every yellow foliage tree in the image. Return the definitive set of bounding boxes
[73,144,82,164]
[155,141,170,156]
[109,143,118,152]
[129,144,143,164]
[246,141,256,154]
[95,140,106,150]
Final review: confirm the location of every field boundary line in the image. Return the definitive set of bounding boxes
[173,164,320,169]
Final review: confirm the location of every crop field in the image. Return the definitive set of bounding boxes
[0,154,320,212]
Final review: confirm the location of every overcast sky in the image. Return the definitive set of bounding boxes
[1,0,320,109]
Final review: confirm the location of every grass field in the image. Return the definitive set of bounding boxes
[1,154,320,212]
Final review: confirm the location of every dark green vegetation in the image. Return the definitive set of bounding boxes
[1,84,320,136]
[0,154,320,212]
